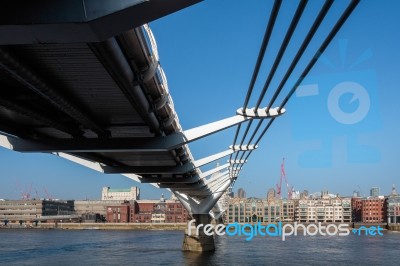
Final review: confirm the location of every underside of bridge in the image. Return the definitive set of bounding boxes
[0,0,359,252]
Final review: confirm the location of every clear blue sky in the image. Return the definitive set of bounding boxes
[1,0,399,200]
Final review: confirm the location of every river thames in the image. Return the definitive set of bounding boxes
[0,229,398,265]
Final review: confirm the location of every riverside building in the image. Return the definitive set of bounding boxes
[351,196,388,224]
[106,194,190,223]
[361,196,386,223]
[0,199,74,222]
[296,191,351,223]
[387,185,400,224]
[227,190,351,224]
[227,196,295,223]
[101,186,140,200]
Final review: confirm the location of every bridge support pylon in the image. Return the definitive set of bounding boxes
[182,214,215,252]
[173,166,234,252]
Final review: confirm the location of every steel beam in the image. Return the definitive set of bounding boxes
[0,47,108,137]
[194,149,234,168]
[138,175,200,183]
[102,163,195,174]
[52,152,159,188]
[1,113,255,152]
[228,159,247,164]
[0,119,36,139]
[184,115,250,142]
[102,148,233,174]
[200,163,229,179]
[229,144,258,151]
[158,181,207,190]
[206,172,229,187]
[0,135,177,152]
[173,176,233,214]
[0,0,203,44]
[89,38,162,135]
[0,97,83,138]
[236,106,286,118]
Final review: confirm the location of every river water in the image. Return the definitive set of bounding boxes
[0,229,398,265]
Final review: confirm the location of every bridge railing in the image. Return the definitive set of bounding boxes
[141,24,159,62]
[139,24,193,166]
[141,24,182,132]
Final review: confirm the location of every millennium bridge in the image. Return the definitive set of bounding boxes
[0,0,359,251]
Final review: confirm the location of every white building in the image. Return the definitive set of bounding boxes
[296,192,351,223]
[227,197,296,223]
[387,185,400,224]
[370,187,380,197]
[101,187,140,201]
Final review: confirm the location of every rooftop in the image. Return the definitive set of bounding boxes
[107,188,132,193]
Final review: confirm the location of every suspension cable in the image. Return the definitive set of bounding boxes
[230,0,282,162]
[279,0,360,111]
[244,0,360,163]
[254,0,308,110]
[237,0,334,164]
[230,0,360,179]
[266,0,334,111]
[236,0,307,153]
[242,0,282,111]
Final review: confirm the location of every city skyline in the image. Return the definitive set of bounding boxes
[1,1,399,200]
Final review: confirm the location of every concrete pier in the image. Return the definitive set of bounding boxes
[387,224,400,231]
[182,214,215,252]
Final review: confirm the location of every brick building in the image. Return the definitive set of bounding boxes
[351,197,363,222]
[106,203,131,223]
[361,197,387,223]
[351,196,387,223]
[131,195,190,223]
[105,195,190,223]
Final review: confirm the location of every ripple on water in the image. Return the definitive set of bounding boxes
[0,229,398,265]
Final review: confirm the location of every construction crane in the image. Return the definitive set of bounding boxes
[25,183,33,200]
[35,188,40,200]
[43,187,53,200]
[15,179,32,200]
[276,158,292,199]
